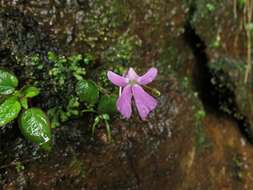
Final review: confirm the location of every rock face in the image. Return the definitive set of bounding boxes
[1,1,253,189]
[192,0,253,139]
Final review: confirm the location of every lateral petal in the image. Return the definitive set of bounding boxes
[107,71,128,87]
[137,67,158,85]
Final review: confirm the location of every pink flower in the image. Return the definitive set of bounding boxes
[107,67,158,120]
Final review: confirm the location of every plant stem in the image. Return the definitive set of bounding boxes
[104,120,112,142]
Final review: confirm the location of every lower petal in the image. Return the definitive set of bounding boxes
[117,85,132,119]
[132,85,157,120]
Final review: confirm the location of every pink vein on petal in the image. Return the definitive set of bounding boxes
[117,85,132,119]
[137,67,158,85]
[132,84,157,120]
[107,71,128,87]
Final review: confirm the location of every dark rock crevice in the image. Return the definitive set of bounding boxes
[183,4,253,145]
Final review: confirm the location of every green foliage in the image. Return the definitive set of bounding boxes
[48,51,91,83]
[0,69,18,95]
[92,114,112,142]
[0,69,51,150]
[15,50,122,141]
[47,74,117,141]
[20,97,28,109]
[97,95,117,114]
[75,79,118,141]
[16,53,44,71]
[45,51,95,126]
[0,96,21,126]
[19,108,51,151]
[44,51,119,141]
[75,80,99,104]
[49,96,81,126]
[21,86,40,98]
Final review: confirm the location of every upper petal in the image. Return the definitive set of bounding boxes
[107,71,128,87]
[126,68,139,81]
[117,85,132,119]
[132,84,157,120]
[137,67,158,85]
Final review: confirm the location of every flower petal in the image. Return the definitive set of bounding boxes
[137,67,158,85]
[117,85,132,119]
[126,68,139,81]
[107,71,128,87]
[132,84,157,120]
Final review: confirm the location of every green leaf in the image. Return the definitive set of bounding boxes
[0,96,21,126]
[0,69,18,95]
[97,95,117,114]
[19,108,52,151]
[21,86,40,98]
[47,51,57,62]
[102,114,110,120]
[75,80,99,104]
[68,54,82,64]
[20,97,28,109]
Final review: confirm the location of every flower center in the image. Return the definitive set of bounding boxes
[129,79,137,86]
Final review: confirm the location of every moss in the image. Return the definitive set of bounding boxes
[75,0,130,52]
[225,147,246,182]
[209,57,245,74]
[191,0,220,25]
[194,109,211,152]
[156,46,185,76]
[102,31,142,66]
[209,57,246,117]
[69,156,86,177]
[15,161,25,173]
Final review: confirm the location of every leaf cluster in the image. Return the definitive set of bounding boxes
[0,69,51,151]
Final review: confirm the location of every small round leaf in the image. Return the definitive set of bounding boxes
[0,96,21,127]
[97,95,117,114]
[22,86,40,98]
[75,80,99,104]
[0,69,18,95]
[19,108,52,151]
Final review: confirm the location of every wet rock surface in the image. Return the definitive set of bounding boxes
[191,0,253,140]
[0,0,253,189]
[1,79,196,189]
